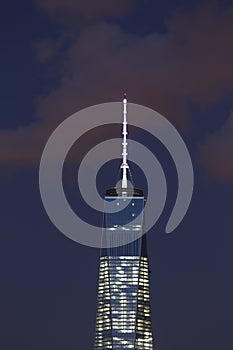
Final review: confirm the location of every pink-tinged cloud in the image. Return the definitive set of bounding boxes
[165,3,233,104]
[1,2,233,183]
[197,112,233,183]
[0,123,52,167]
[34,23,193,129]
[37,0,134,24]
[35,3,233,127]
[34,38,60,63]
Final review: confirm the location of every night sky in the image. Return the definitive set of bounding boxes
[1,1,233,349]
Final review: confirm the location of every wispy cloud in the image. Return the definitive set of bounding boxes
[36,0,134,25]
[1,2,233,183]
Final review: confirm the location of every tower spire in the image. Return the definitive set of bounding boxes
[121,92,129,188]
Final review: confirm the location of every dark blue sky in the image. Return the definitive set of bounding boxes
[0,1,233,349]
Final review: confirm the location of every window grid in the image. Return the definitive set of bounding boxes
[94,195,154,349]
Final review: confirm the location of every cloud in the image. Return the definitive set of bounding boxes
[34,38,60,63]
[1,2,233,182]
[35,2,233,125]
[165,2,233,104]
[34,22,193,129]
[197,112,233,183]
[36,0,134,25]
[0,123,51,167]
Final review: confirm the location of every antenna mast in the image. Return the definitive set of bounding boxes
[121,93,129,188]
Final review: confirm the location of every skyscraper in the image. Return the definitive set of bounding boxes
[94,95,154,349]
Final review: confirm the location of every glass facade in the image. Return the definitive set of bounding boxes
[94,189,154,349]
